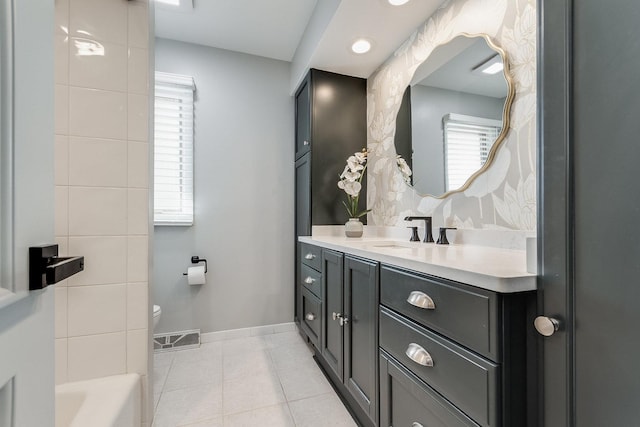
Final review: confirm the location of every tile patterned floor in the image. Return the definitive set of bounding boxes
[152,330,358,427]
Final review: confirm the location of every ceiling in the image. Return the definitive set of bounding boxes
[413,37,508,98]
[155,0,447,80]
[155,0,318,62]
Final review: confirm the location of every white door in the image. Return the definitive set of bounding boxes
[0,0,56,426]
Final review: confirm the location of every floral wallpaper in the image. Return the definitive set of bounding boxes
[367,0,536,231]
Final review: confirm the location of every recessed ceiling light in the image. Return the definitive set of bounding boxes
[481,62,504,75]
[472,54,504,76]
[351,39,372,54]
[388,0,411,5]
[156,0,180,5]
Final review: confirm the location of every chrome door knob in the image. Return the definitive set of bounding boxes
[534,316,560,337]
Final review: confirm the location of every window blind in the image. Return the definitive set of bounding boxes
[443,113,502,191]
[154,72,195,225]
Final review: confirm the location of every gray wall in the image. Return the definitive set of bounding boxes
[410,85,504,196]
[154,38,294,334]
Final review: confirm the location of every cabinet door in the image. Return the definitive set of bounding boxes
[344,256,378,423]
[379,352,478,427]
[295,76,311,159]
[322,249,344,379]
[295,153,311,237]
[300,287,322,349]
[294,153,311,322]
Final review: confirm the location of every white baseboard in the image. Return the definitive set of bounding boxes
[200,322,297,344]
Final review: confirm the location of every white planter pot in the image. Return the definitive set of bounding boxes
[345,218,363,238]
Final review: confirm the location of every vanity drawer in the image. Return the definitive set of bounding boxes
[380,351,480,427]
[300,264,322,298]
[379,307,499,427]
[380,265,498,360]
[300,288,322,349]
[300,242,322,271]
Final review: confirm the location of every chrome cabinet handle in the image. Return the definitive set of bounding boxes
[534,316,560,337]
[305,313,316,321]
[405,343,433,367]
[303,140,310,146]
[332,312,348,326]
[304,253,315,260]
[304,276,315,284]
[407,291,435,310]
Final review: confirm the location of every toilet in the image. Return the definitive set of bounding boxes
[153,305,161,330]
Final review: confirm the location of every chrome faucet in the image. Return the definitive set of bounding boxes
[404,216,434,243]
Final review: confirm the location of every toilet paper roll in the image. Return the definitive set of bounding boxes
[187,265,206,285]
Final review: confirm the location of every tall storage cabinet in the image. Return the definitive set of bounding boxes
[294,69,366,323]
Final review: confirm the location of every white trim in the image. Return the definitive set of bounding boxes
[200,322,297,343]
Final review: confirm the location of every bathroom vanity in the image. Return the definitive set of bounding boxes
[297,236,537,427]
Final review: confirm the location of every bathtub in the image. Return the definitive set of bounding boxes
[55,374,141,427]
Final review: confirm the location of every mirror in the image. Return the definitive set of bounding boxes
[394,34,514,198]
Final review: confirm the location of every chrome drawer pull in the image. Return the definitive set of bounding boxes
[332,312,340,320]
[304,253,315,260]
[305,313,316,321]
[405,343,433,367]
[407,291,435,310]
[304,276,315,284]
[412,423,424,427]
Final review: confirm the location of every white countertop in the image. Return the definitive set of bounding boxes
[299,235,537,293]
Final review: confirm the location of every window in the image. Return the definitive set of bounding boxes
[443,113,502,191]
[154,72,195,225]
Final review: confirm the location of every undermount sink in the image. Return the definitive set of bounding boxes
[372,244,413,249]
[352,241,427,252]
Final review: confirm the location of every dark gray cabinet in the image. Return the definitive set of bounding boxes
[321,249,344,378]
[295,77,310,159]
[293,68,366,227]
[294,69,366,325]
[379,266,535,427]
[343,255,378,422]
[299,243,322,350]
[298,243,534,427]
[379,351,479,427]
[317,248,378,427]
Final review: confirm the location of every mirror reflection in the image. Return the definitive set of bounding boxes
[394,35,512,197]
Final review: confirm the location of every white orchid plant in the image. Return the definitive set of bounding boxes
[338,149,412,219]
[338,149,370,219]
[396,155,412,185]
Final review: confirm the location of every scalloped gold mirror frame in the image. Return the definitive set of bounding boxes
[397,33,515,200]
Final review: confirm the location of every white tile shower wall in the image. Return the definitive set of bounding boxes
[54,0,152,424]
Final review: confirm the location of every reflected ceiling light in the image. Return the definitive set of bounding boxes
[351,39,372,54]
[472,54,504,75]
[388,0,411,5]
[156,0,180,5]
[74,38,105,56]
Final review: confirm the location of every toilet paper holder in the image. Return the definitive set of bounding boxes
[183,256,207,275]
